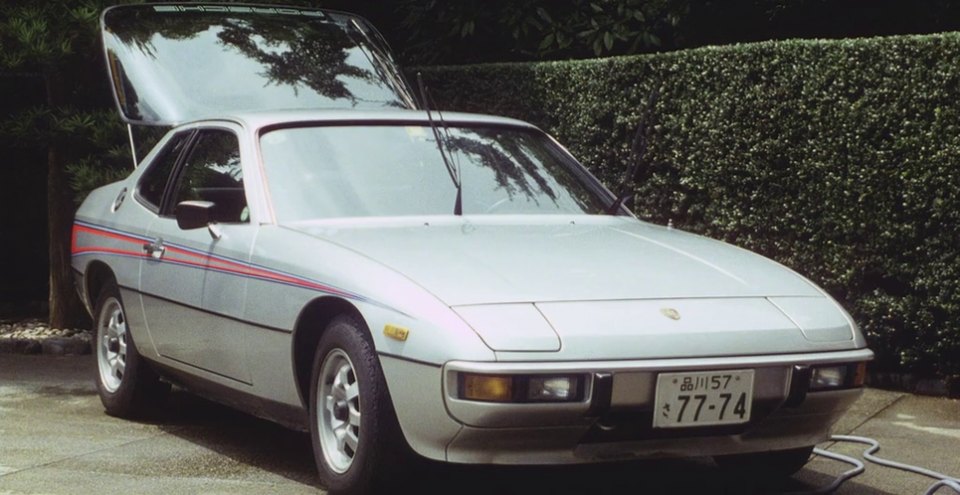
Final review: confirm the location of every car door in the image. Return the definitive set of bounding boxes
[139,126,255,384]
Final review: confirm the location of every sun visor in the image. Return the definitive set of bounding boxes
[101,4,415,126]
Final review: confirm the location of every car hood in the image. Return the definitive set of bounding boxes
[286,215,821,306]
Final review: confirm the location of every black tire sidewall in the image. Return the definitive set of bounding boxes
[309,315,394,495]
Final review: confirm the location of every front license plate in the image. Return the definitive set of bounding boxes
[653,370,754,428]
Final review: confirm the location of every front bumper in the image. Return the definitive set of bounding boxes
[381,348,872,464]
[445,388,861,464]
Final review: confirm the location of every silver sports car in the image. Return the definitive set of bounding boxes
[72,4,872,494]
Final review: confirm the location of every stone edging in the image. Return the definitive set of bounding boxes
[0,319,92,356]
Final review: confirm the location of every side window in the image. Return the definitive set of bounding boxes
[136,132,190,212]
[168,130,248,223]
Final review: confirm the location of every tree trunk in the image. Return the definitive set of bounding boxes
[45,69,84,329]
[47,145,83,328]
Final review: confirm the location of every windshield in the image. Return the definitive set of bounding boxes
[260,124,610,221]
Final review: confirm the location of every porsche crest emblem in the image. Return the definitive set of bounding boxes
[660,308,681,320]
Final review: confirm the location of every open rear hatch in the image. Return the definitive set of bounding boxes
[101,3,416,126]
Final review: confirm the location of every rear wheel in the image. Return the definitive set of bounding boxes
[713,445,814,479]
[94,282,168,417]
[309,315,410,494]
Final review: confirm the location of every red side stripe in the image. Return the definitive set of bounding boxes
[72,224,351,296]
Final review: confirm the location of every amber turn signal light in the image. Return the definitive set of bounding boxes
[461,374,513,402]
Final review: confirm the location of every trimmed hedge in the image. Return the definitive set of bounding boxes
[420,33,960,377]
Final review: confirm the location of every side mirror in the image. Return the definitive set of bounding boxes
[174,200,215,230]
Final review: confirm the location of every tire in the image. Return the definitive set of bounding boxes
[713,445,814,479]
[94,281,168,417]
[309,314,410,494]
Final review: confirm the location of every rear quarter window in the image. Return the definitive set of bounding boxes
[136,132,191,212]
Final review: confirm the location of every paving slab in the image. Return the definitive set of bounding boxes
[800,392,960,494]
[0,355,317,495]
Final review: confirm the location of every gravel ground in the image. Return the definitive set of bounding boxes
[0,318,92,355]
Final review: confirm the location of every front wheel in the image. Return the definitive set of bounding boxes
[309,315,410,494]
[94,282,168,417]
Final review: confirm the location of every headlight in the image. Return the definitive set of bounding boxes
[809,362,867,391]
[810,366,846,389]
[458,373,585,403]
[528,376,577,401]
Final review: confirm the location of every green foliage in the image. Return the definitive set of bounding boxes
[395,0,687,64]
[0,105,131,202]
[0,0,146,211]
[421,32,960,376]
[67,154,131,203]
[0,0,125,69]
[61,110,132,202]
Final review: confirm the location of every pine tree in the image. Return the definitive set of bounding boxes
[0,1,135,328]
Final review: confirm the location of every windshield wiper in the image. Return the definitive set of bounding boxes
[607,89,659,215]
[417,72,463,215]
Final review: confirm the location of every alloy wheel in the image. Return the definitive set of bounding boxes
[97,297,128,393]
[316,349,361,473]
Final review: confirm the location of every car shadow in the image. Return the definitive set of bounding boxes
[406,460,897,495]
[149,388,319,487]
[145,389,897,495]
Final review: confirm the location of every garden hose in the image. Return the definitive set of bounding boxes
[794,435,960,494]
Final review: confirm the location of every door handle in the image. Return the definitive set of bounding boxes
[142,239,165,259]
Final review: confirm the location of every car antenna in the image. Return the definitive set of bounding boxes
[417,72,463,215]
[607,88,659,215]
[347,18,418,109]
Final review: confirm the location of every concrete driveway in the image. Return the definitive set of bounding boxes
[1,354,957,494]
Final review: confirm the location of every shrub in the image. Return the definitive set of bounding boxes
[420,32,960,376]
